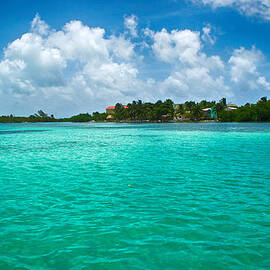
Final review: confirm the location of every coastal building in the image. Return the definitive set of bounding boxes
[202,106,217,120]
[106,115,114,121]
[106,105,128,114]
[225,104,238,111]
[202,108,212,119]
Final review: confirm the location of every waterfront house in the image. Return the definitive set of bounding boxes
[106,114,114,121]
[225,104,238,111]
[202,108,212,119]
[106,105,128,114]
[202,106,217,120]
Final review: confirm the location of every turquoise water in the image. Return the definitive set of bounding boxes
[0,122,270,270]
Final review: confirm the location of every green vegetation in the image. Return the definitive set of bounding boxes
[219,97,270,122]
[1,97,270,123]
[0,110,56,123]
[115,99,174,121]
[113,99,226,121]
[67,112,107,122]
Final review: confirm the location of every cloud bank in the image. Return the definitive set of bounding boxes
[0,14,269,116]
[193,0,270,21]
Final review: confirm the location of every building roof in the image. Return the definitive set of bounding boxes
[106,105,128,110]
[227,104,238,107]
[106,106,115,110]
[202,108,212,111]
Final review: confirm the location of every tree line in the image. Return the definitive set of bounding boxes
[0,110,56,123]
[112,98,226,121]
[219,97,270,122]
[1,97,270,123]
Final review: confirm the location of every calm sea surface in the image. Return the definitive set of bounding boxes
[0,122,270,270]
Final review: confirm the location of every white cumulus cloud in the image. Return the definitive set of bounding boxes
[0,16,144,116]
[193,0,270,21]
[124,15,138,37]
[149,28,229,101]
[228,46,270,90]
[152,29,201,65]
[202,23,215,45]
[0,15,270,116]
[31,13,50,35]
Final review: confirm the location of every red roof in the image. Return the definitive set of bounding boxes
[106,105,128,110]
[106,106,115,110]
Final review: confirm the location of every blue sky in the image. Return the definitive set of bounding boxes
[0,0,270,116]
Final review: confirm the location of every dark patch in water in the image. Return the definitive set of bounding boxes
[0,130,48,135]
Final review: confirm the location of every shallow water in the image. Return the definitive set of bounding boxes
[0,122,270,269]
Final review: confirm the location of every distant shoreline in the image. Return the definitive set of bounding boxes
[2,120,270,124]
[1,97,270,123]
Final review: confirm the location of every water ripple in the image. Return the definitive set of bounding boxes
[0,123,269,269]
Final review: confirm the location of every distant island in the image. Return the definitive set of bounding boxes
[1,97,270,123]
